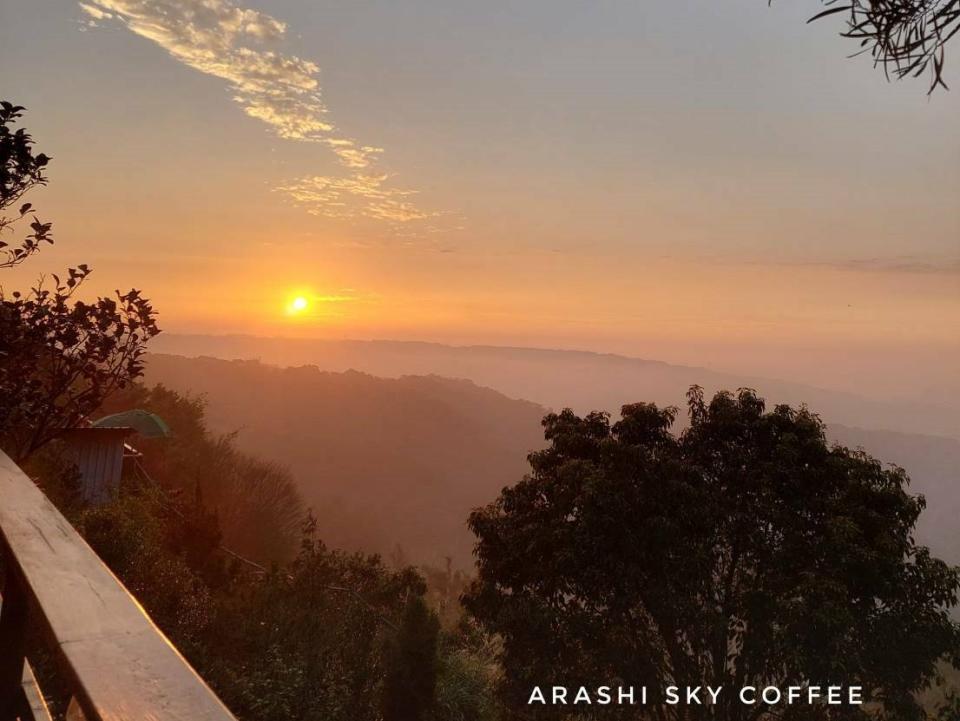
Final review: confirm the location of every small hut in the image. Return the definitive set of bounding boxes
[61,409,170,505]
[61,427,136,505]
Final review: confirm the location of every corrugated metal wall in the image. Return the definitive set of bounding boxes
[62,429,131,505]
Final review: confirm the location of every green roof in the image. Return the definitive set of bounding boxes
[92,409,172,439]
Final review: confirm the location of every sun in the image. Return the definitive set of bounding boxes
[286,295,310,315]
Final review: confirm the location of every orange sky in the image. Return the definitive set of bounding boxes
[1,0,957,403]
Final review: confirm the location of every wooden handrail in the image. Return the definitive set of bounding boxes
[0,450,238,721]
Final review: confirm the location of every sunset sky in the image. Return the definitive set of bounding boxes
[1,0,958,400]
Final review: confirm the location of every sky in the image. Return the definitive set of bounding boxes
[1,0,958,403]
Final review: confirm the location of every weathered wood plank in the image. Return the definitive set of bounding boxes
[0,450,237,721]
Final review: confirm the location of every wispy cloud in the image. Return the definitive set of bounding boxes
[276,174,434,223]
[80,0,437,223]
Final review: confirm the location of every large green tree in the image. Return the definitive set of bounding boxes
[464,387,960,720]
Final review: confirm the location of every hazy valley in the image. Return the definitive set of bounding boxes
[143,351,960,568]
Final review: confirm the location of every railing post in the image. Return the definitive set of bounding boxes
[0,557,28,721]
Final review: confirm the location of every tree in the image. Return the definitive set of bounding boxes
[0,101,52,268]
[0,103,159,461]
[433,620,504,721]
[98,382,307,563]
[201,522,432,721]
[464,387,960,721]
[811,0,959,91]
[381,595,441,721]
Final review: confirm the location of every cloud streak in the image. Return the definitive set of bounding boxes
[276,174,434,223]
[81,0,435,223]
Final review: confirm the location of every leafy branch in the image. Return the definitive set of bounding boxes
[810,0,960,91]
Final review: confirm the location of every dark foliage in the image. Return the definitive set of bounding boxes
[382,596,441,721]
[0,103,159,461]
[99,383,306,563]
[199,522,431,721]
[38,453,439,721]
[0,102,52,268]
[0,278,160,461]
[811,0,960,90]
[25,381,467,721]
[465,387,960,720]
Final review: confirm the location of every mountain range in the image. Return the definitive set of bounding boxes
[151,334,959,439]
[141,349,959,568]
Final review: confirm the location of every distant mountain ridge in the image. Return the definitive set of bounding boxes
[151,334,959,439]
[141,353,959,570]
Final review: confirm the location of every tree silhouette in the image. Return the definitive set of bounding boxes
[465,387,960,720]
[381,596,441,721]
[0,103,160,461]
[0,101,52,267]
[812,0,960,90]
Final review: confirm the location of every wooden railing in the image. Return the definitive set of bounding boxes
[0,450,238,721]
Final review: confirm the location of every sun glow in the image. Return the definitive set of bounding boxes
[286,295,310,315]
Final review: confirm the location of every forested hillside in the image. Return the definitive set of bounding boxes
[142,354,546,565]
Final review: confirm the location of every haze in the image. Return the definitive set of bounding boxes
[1,0,958,407]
